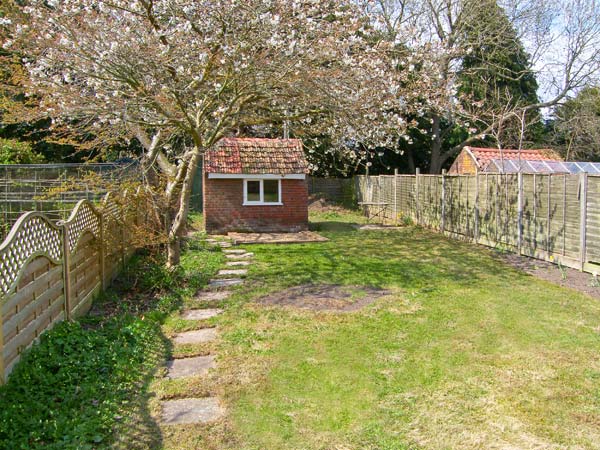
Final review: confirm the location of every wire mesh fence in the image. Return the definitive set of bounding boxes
[0,162,139,240]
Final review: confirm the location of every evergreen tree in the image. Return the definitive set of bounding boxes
[457,0,541,148]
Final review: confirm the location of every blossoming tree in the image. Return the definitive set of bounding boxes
[9,0,410,265]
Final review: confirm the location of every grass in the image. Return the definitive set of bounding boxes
[3,209,600,449]
[183,209,600,450]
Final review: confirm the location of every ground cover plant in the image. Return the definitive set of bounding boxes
[0,238,223,449]
[184,209,600,449]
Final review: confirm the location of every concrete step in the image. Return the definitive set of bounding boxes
[222,249,247,254]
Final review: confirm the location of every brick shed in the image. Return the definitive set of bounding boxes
[203,138,309,234]
[448,146,562,174]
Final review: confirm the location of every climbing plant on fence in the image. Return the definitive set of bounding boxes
[0,189,153,381]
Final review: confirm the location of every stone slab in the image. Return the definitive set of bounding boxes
[225,252,254,259]
[166,355,215,379]
[223,249,247,254]
[209,278,243,288]
[226,261,251,267]
[161,397,224,425]
[218,242,232,248]
[228,231,329,244]
[217,269,248,276]
[194,290,231,302]
[174,328,217,344]
[182,308,223,320]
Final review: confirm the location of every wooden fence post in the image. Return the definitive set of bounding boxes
[393,169,398,225]
[580,172,588,271]
[474,172,480,243]
[415,168,420,224]
[517,172,523,254]
[99,213,106,291]
[119,202,126,272]
[61,223,72,320]
[441,169,446,232]
[0,303,5,383]
[546,175,552,253]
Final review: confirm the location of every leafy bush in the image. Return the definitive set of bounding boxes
[0,138,45,164]
[0,317,161,449]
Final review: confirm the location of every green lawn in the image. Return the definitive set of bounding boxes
[181,210,600,449]
[3,209,600,449]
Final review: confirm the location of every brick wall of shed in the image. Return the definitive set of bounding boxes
[448,149,478,175]
[203,177,309,234]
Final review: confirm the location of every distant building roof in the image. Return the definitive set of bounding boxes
[449,146,564,174]
[468,146,563,169]
[204,138,308,175]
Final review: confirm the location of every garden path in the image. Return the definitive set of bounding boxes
[160,238,254,425]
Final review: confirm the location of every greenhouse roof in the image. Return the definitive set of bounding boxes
[485,159,600,174]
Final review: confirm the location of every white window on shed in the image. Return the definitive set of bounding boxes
[243,179,282,205]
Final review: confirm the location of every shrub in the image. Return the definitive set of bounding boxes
[0,138,45,164]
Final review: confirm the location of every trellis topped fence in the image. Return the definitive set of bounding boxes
[356,171,600,274]
[0,190,151,382]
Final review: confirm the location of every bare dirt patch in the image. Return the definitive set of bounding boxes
[255,284,390,311]
[499,253,600,300]
[308,195,349,214]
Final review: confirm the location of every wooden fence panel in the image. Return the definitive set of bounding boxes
[378,176,395,222]
[2,256,65,376]
[586,176,600,264]
[355,172,600,274]
[397,176,416,220]
[445,176,477,238]
[0,191,146,382]
[418,176,442,229]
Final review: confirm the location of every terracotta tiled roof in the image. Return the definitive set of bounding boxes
[205,138,308,174]
[467,146,563,170]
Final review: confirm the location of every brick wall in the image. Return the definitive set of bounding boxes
[448,149,477,175]
[203,176,309,234]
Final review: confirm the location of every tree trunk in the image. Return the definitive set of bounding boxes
[166,149,202,268]
[429,114,443,174]
[406,146,416,174]
[167,238,181,268]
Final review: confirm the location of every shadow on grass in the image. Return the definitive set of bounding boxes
[309,220,360,233]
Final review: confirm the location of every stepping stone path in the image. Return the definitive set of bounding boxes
[226,261,251,267]
[162,398,224,425]
[217,269,248,277]
[166,355,215,379]
[225,252,254,259]
[174,328,218,344]
[209,278,243,288]
[160,237,255,426]
[195,290,231,302]
[182,308,223,320]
